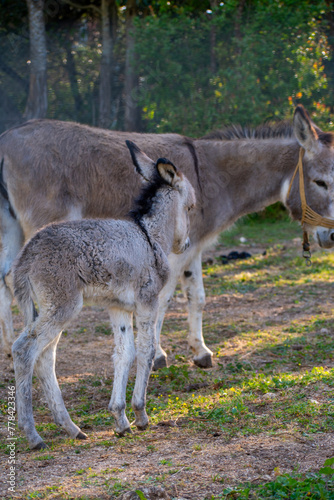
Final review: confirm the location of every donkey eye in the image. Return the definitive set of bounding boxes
[314,180,328,190]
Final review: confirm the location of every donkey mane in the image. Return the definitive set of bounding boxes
[129,161,176,226]
[201,120,334,145]
[129,167,172,252]
[201,120,295,141]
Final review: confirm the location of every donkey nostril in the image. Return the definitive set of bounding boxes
[331,233,334,242]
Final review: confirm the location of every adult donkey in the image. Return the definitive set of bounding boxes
[1,105,334,368]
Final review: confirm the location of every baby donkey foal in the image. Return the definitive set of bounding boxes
[12,141,195,450]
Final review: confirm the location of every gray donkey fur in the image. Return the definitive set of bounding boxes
[11,141,195,450]
[2,105,334,369]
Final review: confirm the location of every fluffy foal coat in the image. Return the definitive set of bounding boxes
[12,141,195,450]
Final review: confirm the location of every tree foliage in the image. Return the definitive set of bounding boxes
[135,0,332,135]
[0,0,333,134]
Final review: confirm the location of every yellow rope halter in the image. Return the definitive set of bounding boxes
[287,148,334,264]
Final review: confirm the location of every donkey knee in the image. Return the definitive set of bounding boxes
[12,330,35,363]
[195,290,206,310]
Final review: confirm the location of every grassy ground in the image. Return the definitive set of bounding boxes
[1,215,334,499]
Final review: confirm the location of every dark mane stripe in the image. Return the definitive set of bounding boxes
[129,172,168,225]
[183,138,202,194]
[129,171,171,272]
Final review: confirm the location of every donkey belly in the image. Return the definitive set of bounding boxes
[83,284,136,313]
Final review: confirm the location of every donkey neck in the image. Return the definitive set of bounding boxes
[196,137,300,234]
[137,190,176,256]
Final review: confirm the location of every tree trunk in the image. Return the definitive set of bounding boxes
[24,0,48,120]
[124,0,141,132]
[99,0,112,128]
[234,0,246,51]
[64,32,83,121]
[209,0,218,74]
[99,0,117,129]
[324,0,334,113]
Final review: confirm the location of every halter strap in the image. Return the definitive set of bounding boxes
[287,148,334,229]
[286,148,304,205]
[286,147,334,265]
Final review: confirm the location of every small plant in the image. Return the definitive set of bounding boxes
[33,454,55,461]
[159,458,173,466]
[135,491,149,500]
[212,473,225,483]
[320,457,334,475]
[75,469,85,475]
[95,323,111,335]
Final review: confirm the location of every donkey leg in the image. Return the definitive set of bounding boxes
[108,309,135,436]
[13,291,83,450]
[132,307,157,430]
[153,290,172,371]
[153,268,181,371]
[34,333,87,440]
[12,326,51,450]
[0,204,24,356]
[181,252,213,368]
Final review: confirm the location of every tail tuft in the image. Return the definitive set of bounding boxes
[13,252,37,326]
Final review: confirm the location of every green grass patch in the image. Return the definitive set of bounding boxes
[221,214,300,247]
[218,473,334,499]
[95,323,112,335]
[33,454,55,461]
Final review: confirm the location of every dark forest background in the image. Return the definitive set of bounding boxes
[0,0,333,136]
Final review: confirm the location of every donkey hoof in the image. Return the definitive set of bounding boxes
[136,422,149,431]
[116,427,132,437]
[153,355,168,371]
[33,441,48,451]
[193,353,213,368]
[76,431,88,440]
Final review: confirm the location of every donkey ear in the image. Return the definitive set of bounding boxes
[156,158,181,187]
[126,140,155,181]
[293,105,319,154]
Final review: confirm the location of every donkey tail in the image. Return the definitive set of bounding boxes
[13,254,38,326]
[0,158,16,219]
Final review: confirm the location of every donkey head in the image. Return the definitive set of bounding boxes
[287,105,334,248]
[126,140,196,254]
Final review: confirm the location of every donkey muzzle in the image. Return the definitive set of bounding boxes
[315,227,334,249]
